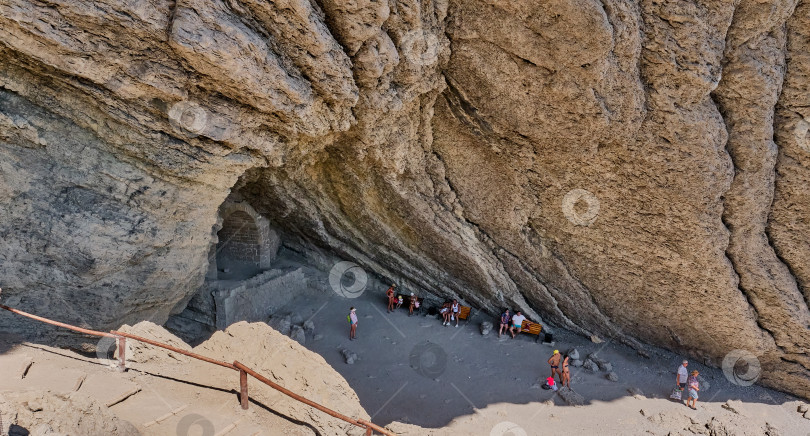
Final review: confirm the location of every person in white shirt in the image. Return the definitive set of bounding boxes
[676,360,689,391]
[509,311,526,338]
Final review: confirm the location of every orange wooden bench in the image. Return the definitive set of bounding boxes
[520,320,542,337]
[457,306,472,320]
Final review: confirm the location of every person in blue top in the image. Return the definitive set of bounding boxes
[498,309,511,337]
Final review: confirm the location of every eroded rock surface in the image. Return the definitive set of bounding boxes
[0,0,808,399]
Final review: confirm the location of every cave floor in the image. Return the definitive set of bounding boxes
[271,278,808,433]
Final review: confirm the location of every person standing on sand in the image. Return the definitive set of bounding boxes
[408,292,417,316]
[676,360,689,392]
[548,350,562,380]
[561,353,571,387]
[498,309,511,337]
[509,311,526,338]
[386,284,397,313]
[451,299,460,327]
[348,307,358,340]
[686,370,700,409]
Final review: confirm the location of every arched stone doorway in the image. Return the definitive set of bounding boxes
[212,201,277,280]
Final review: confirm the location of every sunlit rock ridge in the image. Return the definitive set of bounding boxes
[0,0,808,400]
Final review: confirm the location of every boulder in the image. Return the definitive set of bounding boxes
[583,359,599,373]
[571,359,584,368]
[291,313,304,325]
[606,372,619,382]
[303,319,315,332]
[268,314,292,336]
[480,321,493,335]
[567,348,580,361]
[341,348,358,365]
[556,387,584,406]
[289,325,306,345]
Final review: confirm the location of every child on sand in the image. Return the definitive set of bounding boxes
[348,307,358,340]
[544,376,558,391]
[396,295,404,310]
[386,284,396,313]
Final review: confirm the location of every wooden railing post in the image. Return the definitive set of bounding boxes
[240,368,249,410]
[0,305,397,435]
[117,337,127,372]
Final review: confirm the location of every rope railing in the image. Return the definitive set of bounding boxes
[0,303,395,436]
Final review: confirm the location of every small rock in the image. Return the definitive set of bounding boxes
[341,348,357,364]
[303,319,315,332]
[590,335,603,344]
[687,423,707,434]
[600,362,613,372]
[606,372,619,382]
[313,334,324,342]
[722,400,743,415]
[804,410,810,420]
[798,403,808,413]
[627,387,644,397]
[571,359,583,368]
[480,321,493,335]
[291,313,304,325]
[556,386,584,406]
[289,325,306,345]
[268,314,292,336]
[567,348,580,360]
[26,400,43,412]
[639,409,647,417]
[583,359,599,373]
[764,422,781,436]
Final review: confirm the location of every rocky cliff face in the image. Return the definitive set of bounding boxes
[0,0,808,400]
